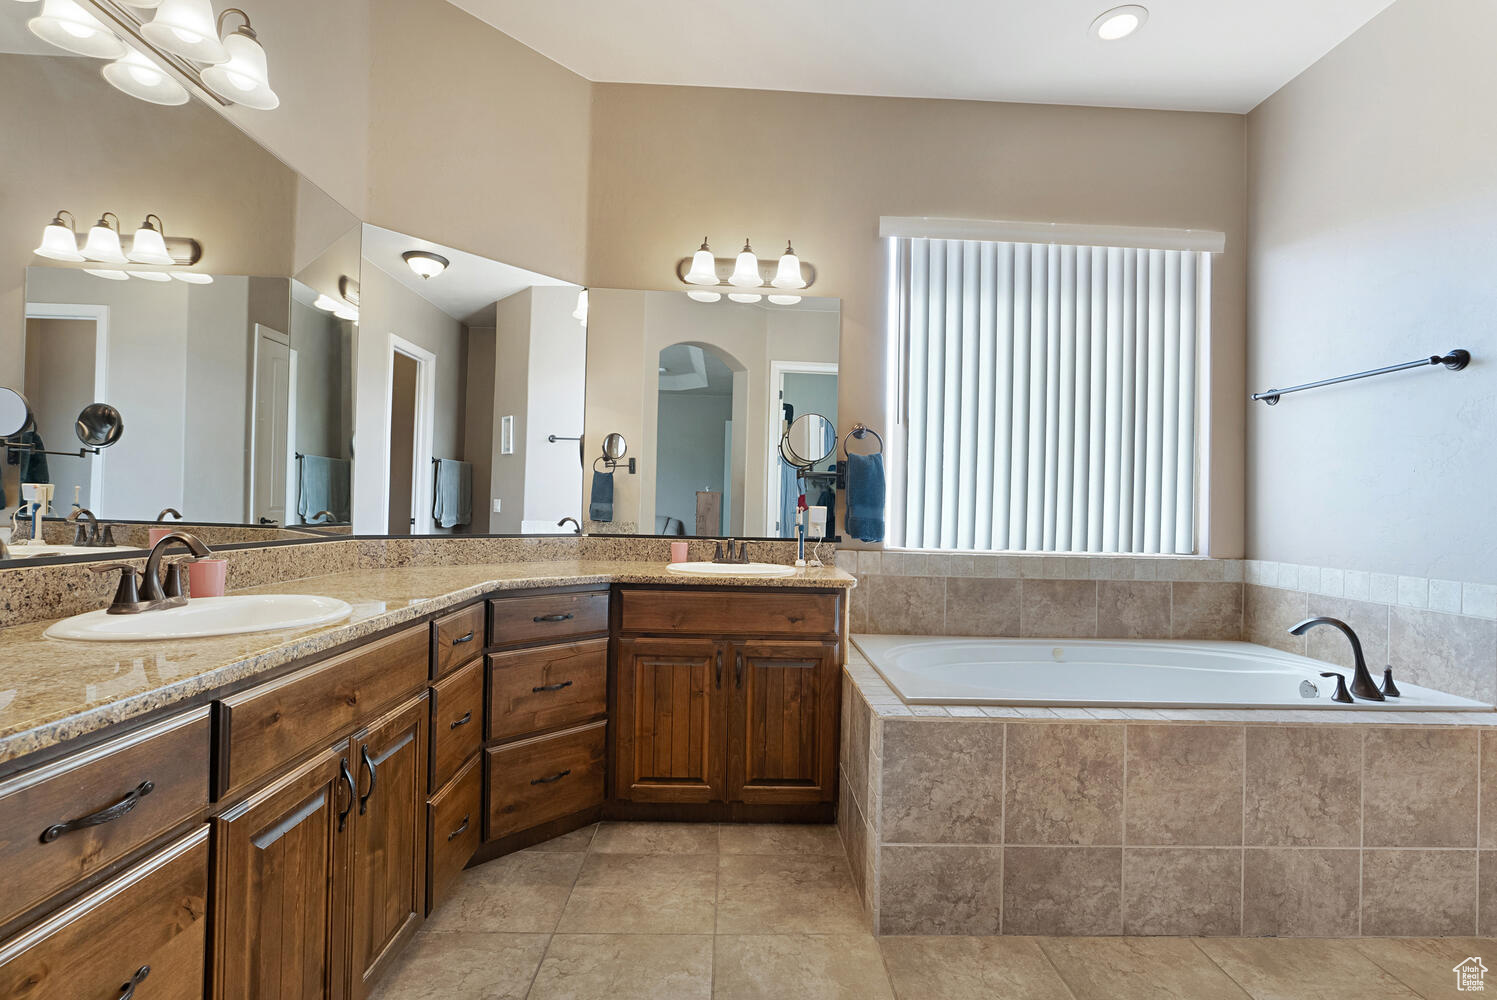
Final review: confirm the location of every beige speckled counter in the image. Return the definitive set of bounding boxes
[0,559,854,769]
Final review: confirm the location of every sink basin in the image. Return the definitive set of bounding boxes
[666,561,798,578]
[44,595,353,642]
[5,543,137,559]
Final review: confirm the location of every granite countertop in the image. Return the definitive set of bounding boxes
[0,559,854,769]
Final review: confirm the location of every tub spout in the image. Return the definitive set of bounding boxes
[1289,617,1384,701]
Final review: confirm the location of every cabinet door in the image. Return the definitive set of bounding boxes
[350,693,428,999]
[728,640,840,805]
[614,637,725,803]
[214,743,353,1000]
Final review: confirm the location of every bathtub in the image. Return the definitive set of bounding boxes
[851,635,1491,710]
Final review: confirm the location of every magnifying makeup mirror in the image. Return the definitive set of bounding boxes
[781,413,836,469]
[601,432,628,461]
[75,403,125,449]
[0,387,33,439]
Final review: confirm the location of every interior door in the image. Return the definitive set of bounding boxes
[251,325,292,526]
[614,637,726,803]
[727,640,839,805]
[213,743,353,1000]
[350,693,428,999]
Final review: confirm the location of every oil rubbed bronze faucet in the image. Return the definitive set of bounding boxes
[1289,616,1388,701]
[557,517,582,535]
[712,539,750,564]
[157,507,183,521]
[66,507,116,547]
[90,531,213,614]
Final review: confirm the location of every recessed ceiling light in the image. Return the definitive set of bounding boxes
[1090,4,1148,41]
[402,249,449,279]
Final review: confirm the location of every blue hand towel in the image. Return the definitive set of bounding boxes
[589,469,614,523]
[433,459,472,529]
[845,451,885,543]
[297,454,351,522]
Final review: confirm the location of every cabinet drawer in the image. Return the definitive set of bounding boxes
[430,657,484,791]
[0,707,210,929]
[487,638,607,742]
[0,826,209,1000]
[488,591,608,646]
[618,588,839,637]
[219,624,428,799]
[432,603,484,679]
[427,755,481,914]
[486,720,606,840]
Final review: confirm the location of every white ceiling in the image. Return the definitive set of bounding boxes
[362,224,576,324]
[448,0,1395,113]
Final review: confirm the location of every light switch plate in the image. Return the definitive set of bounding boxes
[492,498,502,514]
[500,415,514,455]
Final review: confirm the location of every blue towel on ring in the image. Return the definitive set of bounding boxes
[845,451,885,543]
[589,469,614,523]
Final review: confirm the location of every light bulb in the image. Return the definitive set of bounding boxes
[33,213,84,262]
[687,290,722,303]
[127,216,174,265]
[102,48,189,106]
[141,0,229,63]
[81,215,127,264]
[684,238,719,285]
[772,241,806,289]
[202,25,279,110]
[727,292,762,304]
[28,0,127,59]
[728,239,761,288]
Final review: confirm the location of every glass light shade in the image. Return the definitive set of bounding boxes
[684,239,719,285]
[141,0,229,63]
[772,243,806,289]
[728,241,761,288]
[312,294,340,312]
[402,250,448,279]
[127,221,174,264]
[34,221,84,262]
[767,294,802,306]
[571,288,588,323]
[28,0,128,59]
[102,48,189,106]
[202,29,279,110]
[727,292,762,304]
[84,268,129,280]
[127,270,171,282]
[686,290,722,303]
[171,272,213,284]
[332,305,358,322]
[81,221,127,264]
[129,0,164,7]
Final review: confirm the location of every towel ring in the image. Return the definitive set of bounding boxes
[843,423,883,456]
[594,455,637,474]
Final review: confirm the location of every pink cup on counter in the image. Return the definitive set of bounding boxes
[188,558,228,598]
[670,541,689,563]
[148,526,175,546]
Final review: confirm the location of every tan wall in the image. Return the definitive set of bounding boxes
[586,84,1249,555]
[1246,0,1497,583]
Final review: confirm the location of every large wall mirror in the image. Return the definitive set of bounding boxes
[583,290,841,539]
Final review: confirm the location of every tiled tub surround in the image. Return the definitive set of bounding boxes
[838,657,1497,939]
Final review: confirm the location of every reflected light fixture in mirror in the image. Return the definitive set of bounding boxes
[171,271,213,283]
[103,47,190,106]
[687,290,722,303]
[727,292,762,303]
[126,270,172,281]
[83,267,129,280]
[33,211,85,262]
[142,0,230,63]
[572,288,589,326]
[684,238,719,284]
[767,294,802,305]
[402,250,449,279]
[127,214,174,265]
[27,0,128,59]
[201,9,279,110]
[729,239,760,287]
[81,213,127,264]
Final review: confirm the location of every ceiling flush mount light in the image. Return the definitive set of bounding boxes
[143,0,230,63]
[127,214,174,265]
[729,239,761,288]
[684,238,719,285]
[402,250,449,280]
[28,0,128,59]
[103,47,190,106]
[686,290,722,303]
[201,8,279,110]
[82,213,128,264]
[1090,4,1148,40]
[33,211,85,262]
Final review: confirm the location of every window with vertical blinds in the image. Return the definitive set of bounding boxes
[891,237,1209,554]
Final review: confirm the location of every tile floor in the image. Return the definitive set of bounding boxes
[371,821,1497,999]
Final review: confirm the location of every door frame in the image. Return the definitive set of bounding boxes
[247,324,291,525]
[22,302,110,511]
[383,334,437,534]
[765,360,838,537]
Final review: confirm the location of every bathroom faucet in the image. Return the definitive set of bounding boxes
[557,517,581,535]
[713,539,750,564]
[157,507,183,522]
[310,509,336,523]
[91,531,213,614]
[1288,617,1385,701]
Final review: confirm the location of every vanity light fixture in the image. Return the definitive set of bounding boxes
[171,272,214,283]
[33,211,86,262]
[27,0,127,60]
[676,236,817,297]
[142,0,230,64]
[402,250,449,279]
[201,8,278,110]
[126,214,174,265]
[684,238,719,284]
[772,241,806,289]
[1090,4,1148,40]
[729,239,761,288]
[572,288,589,326]
[102,46,190,106]
[81,213,128,264]
[687,290,722,303]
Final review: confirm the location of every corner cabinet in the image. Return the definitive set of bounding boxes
[611,587,843,820]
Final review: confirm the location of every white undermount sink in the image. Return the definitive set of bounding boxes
[666,560,798,578]
[44,594,353,642]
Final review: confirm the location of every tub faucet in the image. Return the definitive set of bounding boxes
[1289,617,1385,701]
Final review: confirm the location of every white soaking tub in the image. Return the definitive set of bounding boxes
[851,635,1491,711]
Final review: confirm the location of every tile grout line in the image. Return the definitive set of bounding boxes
[1358,729,1365,937]
[1187,939,1254,999]
[1031,938,1084,1000]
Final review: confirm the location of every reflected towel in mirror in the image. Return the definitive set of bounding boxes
[433,458,472,529]
[845,451,885,542]
[297,455,351,523]
[589,469,614,523]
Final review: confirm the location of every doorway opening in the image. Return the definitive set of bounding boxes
[21,303,109,516]
[385,335,436,535]
[768,361,838,538]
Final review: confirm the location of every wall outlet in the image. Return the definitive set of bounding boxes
[491,498,502,514]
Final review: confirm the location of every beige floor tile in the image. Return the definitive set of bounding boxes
[716,854,867,934]
[1039,937,1249,999]
[528,933,713,1000]
[717,823,844,856]
[879,936,1073,1000]
[590,821,720,854]
[556,853,718,933]
[1195,938,1422,1000]
[1353,937,1497,999]
[524,823,598,853]
[713,934,895,999]
[425,851,584,934]
[367,930,549,1000]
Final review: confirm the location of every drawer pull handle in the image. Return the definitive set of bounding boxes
[448,814,471,840]
[451,630,475,645]
[358,745,377,815]
[533,613,575,623]
[40,780,154,843]
[530,768,572,785]
[532,680,573,693]
[119,965,150,1000]
[450,711,473,729]
[338,757,355,831]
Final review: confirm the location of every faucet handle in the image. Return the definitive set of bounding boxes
[163,562,188,600]
[1319,671,1353,704]
[72,522,90,546]
[99,524,117,547]
[1380,667,1402,698]
[713,541,724,562]
[91,563,142,613]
